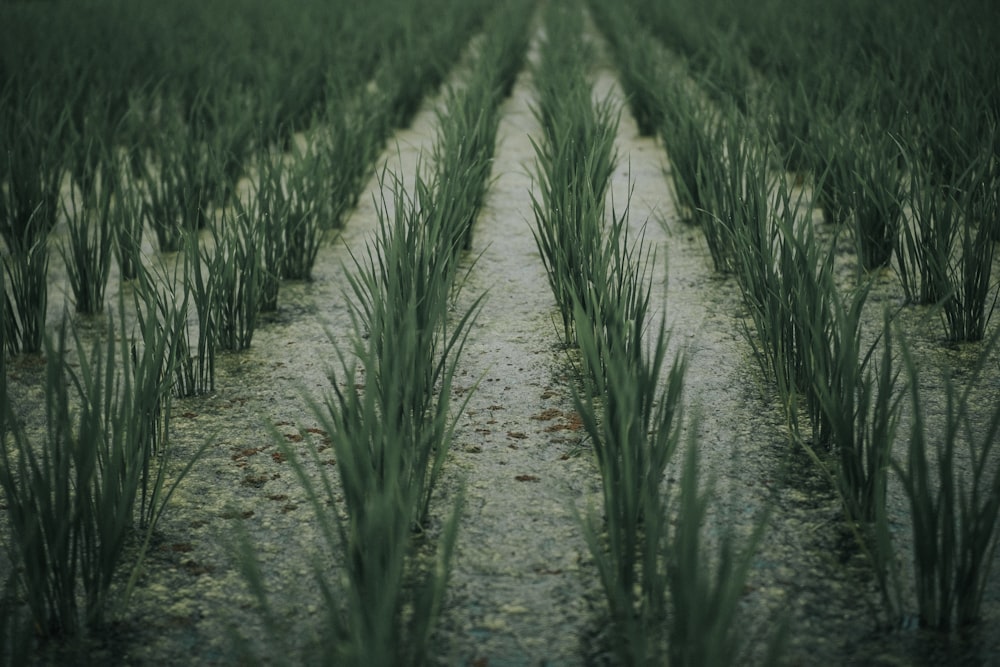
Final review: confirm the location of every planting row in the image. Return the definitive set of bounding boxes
[595,0,1000,641]
[1,0,533,663]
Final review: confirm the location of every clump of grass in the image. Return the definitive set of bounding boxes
[696,108,772,273]
[137,236,216,397]
[530,0,620,344]
[278,135,331,282]
[138,95,222,252]
[210,206,263,352]
[1,212,49,355]
[656,78,718,225]
[807,114,856,227]
[181,233,217,395]
[237,154,483,662]
[60,176,114,314]
[0,84,67,250]
[894,142,958,308]
[573,298,687,663]
[111,159,146,283]
[808,307,905,524]
[897,146,998,340]
[729,179,818,405]
[587,0,665,136]
[851,127,906,272]
[889,331,1000,629]
[431,76,501,252]
[666,439,775,667]
[0,302,203,641]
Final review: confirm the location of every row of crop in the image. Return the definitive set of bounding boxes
[0,2,513,663]
[226,2,535,664]
[1,0,495,362]
[529,3,777,664]
[597,0,999,345]
[595,5,1000,637]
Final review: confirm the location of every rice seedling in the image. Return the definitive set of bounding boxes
[210,204,263,352]
[529,2,620,344]
[728,178,815,406]
[483,0,534,99]
[240,159,283,312]
[897,146,998,341]
[695,108,772,273]
[759,78,814,174]
[278,135,331,282]
[234,139,485,661]
[347,168,482,524]
[64,89,120,204]
[431,74,501,252]
[894,154,955,307]
[806,113,856,227]
[805,306,905,524]
[320,89,389,233]
[1,213,49,355]
[656,79,718,225]
[586,0,665,136]
[530,161,608,345]
[182,232,217,394]
[666,438,774,667]
[139,95,224,251]
[851,127,906,272]
[60,175,114,315]
[110,158,146,283]
[0,302,203,639]
[573,297,686,662]
[136,235,216,397]
[892,330,1000,629]
[0,84,68,250]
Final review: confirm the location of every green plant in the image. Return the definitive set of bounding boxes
[587,0,664,136]
[183,232,217,394]
[809,306,905,523]
[657,79,717,224]
[808,114,856,227]
[894,156,954,306]
[60,176,114,314]
[851,128,906,271]
[139,235,217,397]
[279,135,330,282]
[0,303,202,639]
[696,109,772,273]
[529,8,620,343]
[111,158,146,283]
[210,205,262,352]
[431,75,501,251]
[574,300,686,662]
[893,330,1000,629]
[0,84,67,251]
[667,438,772,667]
[1,213,49,355]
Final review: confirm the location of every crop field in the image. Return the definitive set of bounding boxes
[2,0,999,664]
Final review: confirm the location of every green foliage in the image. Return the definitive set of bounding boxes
[1,211,48,355]
[210,206,262,352]
[891,331,1000,629]
[277,135,332,282]
[61,177,114,315]
[0,302,202,640]
[851,127,906,272]
[530,0,620,344]
[110,159,146,283]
